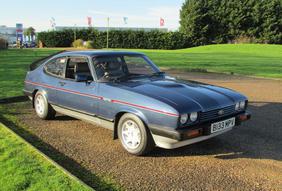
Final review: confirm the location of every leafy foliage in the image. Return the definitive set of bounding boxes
[72,39,84,48]
[37,29,191,49]
[180,0,282,45]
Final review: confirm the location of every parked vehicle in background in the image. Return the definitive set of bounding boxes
[23,41,37,48]
[23,51,251,155]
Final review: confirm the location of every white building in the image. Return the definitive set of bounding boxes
[0,25,18,43]
[0,25,29,44]
[55,26,168,32]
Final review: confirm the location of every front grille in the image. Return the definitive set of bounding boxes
[200,105,237,122]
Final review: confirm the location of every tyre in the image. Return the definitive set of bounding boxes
[118,113,155,155]
[34,91,56,120]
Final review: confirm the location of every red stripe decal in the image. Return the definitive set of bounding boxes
[25,80,179,117]
[25,81,103,100]
[111,100,179,117]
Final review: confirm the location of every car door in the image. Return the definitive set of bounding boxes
[42,56,67,104]
[55,56,99,115]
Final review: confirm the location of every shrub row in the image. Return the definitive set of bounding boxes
[37,29,192,49]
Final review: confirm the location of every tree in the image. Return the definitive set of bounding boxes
[179,0,282,45]
[24,27,36,42]
[180,0,212,45]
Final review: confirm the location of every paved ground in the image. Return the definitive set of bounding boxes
[3,72,282,191]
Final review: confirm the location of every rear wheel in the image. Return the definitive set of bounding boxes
[34,91,56,120]
[118,113,154,155]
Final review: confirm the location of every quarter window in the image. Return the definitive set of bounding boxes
[44,57,66,77]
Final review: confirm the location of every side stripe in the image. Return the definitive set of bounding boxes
[25,80,179,117]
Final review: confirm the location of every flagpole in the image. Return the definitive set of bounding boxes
[106,17,109,49]
[74,24,77,41]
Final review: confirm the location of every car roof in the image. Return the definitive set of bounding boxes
[58,50,145,57]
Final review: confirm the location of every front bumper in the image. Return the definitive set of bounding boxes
[150,111,251,149]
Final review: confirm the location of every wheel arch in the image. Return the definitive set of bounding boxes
[113,108,149,139]
[32,88,48,108]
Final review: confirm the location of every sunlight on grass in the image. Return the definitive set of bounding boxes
[0,123,91,191]
[0,44,281,99]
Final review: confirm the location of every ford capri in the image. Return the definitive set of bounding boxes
[24,51,251,155]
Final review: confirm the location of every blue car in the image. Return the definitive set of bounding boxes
[24,51,251,155]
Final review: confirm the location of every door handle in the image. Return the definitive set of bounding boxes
[59,81,66,86]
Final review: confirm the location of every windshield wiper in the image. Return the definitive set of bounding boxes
[149,72,165,77]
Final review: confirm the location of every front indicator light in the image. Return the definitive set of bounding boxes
[187,129,202,138]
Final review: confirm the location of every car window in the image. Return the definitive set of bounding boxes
[124,56,155,75]
[93,56,125,80]
[44,57,66,77]
[93,55,156,81]
[65,57,93,80]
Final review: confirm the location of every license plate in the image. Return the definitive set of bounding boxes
[211,117,235,134]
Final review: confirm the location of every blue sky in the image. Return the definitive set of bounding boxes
[1,0,184,31]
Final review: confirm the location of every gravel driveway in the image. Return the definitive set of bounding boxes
[3,72,282,191]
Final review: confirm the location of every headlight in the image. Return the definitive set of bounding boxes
[190,112,198,122]
[180,114,188,124]
[235,102,240,111]
[239,101,245,109]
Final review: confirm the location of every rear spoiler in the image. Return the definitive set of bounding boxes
[29,50,67,71]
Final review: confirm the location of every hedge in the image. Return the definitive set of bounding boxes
[37,29,192,49]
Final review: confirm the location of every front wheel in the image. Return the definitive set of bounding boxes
[34,91,56,120]
[118,113,155,155]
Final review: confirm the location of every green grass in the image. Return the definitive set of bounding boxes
[0,123,92,191]
[133,44,282,78]
[0,44,281,99]
[0,49,60,98]
[0,103,122,191]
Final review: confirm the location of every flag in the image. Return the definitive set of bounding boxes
[123,17,128,25]
[160,18,165,27]
[50,17,56,29]
[87,16,92,27]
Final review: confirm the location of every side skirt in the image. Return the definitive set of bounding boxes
[51,105,114,131]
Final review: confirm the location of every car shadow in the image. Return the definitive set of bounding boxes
[53,115,77,121]
[147,101,282,161]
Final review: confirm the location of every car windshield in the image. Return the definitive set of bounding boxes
[93,55,162,81]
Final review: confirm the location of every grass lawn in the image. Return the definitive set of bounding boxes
[0,123,92,191]
[136,44,282,78]
[0,49,60,98]
[0,44,281,99]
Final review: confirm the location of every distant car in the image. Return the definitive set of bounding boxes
[23,51,251,155]
[23,41,37,48]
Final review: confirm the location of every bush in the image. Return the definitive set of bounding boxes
[37,29,192,49]
[84,41,95,49]
[0,38,8,49]
[72,39,84,48]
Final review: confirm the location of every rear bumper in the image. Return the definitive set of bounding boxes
[150,111,251,149]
